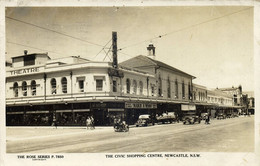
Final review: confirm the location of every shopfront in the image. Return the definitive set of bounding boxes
[125,102,157,125]
[91,102,125,126]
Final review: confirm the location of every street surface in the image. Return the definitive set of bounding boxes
[6,116,254,153]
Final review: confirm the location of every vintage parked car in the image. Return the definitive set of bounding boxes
[182,110,201,125]
[226,113,233,118]
[201,112,208,120]
[156,112,179,124]
[135,114,154,127]
[216,113,226,120]
[232,113,239,118]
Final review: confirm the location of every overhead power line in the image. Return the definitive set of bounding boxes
[6,41,72,57]
[103,44,112,61]
[92,39,112,60]
[6,16,107,48]
[118,7,253,51]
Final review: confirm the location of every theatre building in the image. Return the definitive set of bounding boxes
[6,44,195,126]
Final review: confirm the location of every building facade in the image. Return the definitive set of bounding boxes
[219,86,243,106]
[6,46,195,126]
[6,45,248,126]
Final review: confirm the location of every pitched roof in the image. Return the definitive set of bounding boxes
[120,55,196,78]
[147,56,196,78]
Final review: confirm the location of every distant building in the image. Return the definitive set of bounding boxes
[193,84,234,118]
[192,84,207,103]
[243,91,255,114]
[218,86,242,106]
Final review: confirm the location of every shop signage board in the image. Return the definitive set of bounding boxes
[26,110,49,114]
[91,102,124,108]
[181,104,196,111]
[108,108,124,112]
[125,102,157,109]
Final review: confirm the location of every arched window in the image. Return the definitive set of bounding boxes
[139,81,143,95]
[31,80,36,96]
[22,81,27,96]
[158,76,162,97]
[61,77,67,93]
[167,77,171,98]
[175,79,178,99]
[133,80,137,94]
[126,79,130,94]
[51,78,57,94]
[13,82,18,97]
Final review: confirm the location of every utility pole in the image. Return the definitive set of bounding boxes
[112,32,118,68]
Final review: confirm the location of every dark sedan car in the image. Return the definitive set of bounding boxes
[135,115,154,127]
[216,113,226,120]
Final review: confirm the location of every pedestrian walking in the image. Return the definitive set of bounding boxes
[90,116,95,129]
[205,113,210,124]
[86,117,92,130]
[52,118,57,129]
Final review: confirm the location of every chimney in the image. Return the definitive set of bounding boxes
[24,50,28,55]
[147,43,155,59]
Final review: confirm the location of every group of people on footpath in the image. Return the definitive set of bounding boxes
[86,116,95,130]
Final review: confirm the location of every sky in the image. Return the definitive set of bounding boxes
[5,6,254,91]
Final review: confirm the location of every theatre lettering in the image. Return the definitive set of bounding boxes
[10,67,39,75]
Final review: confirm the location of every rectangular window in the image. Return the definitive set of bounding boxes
[113,80,117,92]
[167,87,171,98]
[188,84,191,99]
[96,80,103,91]
[167,80,171,98]
[79,80,84,92]
[151,84,155,96]
[24,55,35,66]
[175,81,178,99]
[182,82,185,99]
